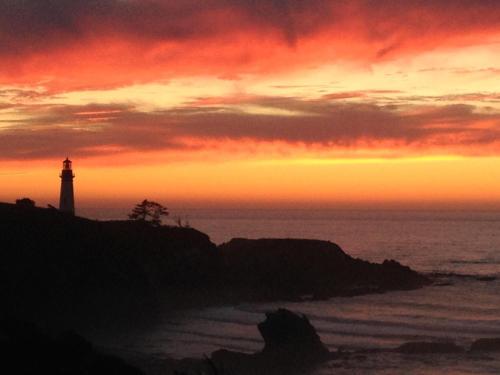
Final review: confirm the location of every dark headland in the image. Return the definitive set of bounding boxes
[0,202,430,326]
[1,201,434,374]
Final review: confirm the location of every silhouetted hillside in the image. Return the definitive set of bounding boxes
[0,202,216,330]
[0,202,430,331]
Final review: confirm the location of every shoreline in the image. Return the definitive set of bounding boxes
[2,201,499,374]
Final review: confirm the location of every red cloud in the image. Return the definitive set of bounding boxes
[0,1,499,91]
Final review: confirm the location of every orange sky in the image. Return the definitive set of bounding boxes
[1,1,500,209]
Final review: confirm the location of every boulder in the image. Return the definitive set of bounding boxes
[258,308,330,363]
[209,309,332,374]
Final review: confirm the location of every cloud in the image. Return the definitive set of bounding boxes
[0,0,338,53]
[0,103,189,158]
[1,96,500,160]
[0,1,499,90]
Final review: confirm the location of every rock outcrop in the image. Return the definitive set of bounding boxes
[218,238,430,301]
[209,308,334,375]
[258,308,331,363]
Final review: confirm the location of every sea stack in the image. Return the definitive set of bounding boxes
[59,157,75,215]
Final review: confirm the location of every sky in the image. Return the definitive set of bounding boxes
[1,0,500,209]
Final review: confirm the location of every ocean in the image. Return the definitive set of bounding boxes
[83,208,500,374]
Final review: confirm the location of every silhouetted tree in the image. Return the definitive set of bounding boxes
[128,199,168,226]
[15,198,35,208]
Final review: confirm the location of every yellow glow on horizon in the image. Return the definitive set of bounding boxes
[1,155,500,209]
[256,155,466,166]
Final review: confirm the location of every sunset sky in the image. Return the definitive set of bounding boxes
[1,0,500,209]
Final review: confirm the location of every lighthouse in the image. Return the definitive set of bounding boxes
[59,158,75,214]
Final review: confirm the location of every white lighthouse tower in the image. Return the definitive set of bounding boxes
[59,157,75,214]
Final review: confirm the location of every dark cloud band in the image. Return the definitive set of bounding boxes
[1,97,499,160]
